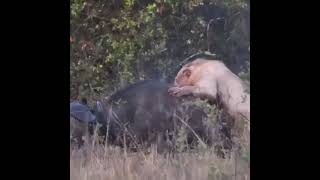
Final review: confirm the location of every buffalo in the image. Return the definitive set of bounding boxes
[70,80,233,155]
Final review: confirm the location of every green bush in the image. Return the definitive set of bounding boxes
[70,0,250,101]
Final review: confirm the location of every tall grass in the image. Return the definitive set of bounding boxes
[70,144,249,180]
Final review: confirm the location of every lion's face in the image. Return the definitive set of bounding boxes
[174,67,192,87]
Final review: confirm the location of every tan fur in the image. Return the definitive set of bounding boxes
[169,58,250,122]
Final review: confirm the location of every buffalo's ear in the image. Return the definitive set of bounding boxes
[183,69,191,77]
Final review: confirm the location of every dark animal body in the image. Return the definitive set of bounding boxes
[71,80,233,155]
[103,80,209,152]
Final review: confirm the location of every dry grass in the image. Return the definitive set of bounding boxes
[70,143,250,180]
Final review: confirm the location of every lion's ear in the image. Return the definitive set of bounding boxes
[183,69,191,77]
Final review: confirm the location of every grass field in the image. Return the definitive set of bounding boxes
[70,142,250,180]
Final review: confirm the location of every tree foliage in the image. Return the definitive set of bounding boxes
[70,0,250,101]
